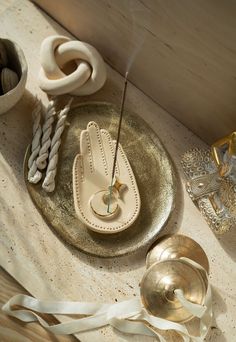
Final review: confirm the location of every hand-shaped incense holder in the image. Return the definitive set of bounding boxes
[182,132,236,234]
[73,121,141,234]
[39,35,106,96]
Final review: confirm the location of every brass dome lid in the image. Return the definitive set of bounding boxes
[146,234,209,273]
[140,258,208,323]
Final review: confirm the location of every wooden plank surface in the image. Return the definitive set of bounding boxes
[33,0,236,144]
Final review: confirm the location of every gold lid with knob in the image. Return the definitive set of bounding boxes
[140,258,208,323]
[146,234,209,273]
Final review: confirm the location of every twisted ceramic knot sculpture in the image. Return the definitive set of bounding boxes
[38,35,107,96]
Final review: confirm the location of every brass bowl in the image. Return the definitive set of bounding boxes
[146,234,209,273]
[140,258,208,323]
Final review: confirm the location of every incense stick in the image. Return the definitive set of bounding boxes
[107,72,128,213]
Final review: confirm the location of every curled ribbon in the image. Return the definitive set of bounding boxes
[1,258,212,341]
[38,35,107,96]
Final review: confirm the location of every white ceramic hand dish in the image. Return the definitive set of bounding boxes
[73,121,141,234]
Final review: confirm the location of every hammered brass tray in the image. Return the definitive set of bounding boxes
[24,102,176,257]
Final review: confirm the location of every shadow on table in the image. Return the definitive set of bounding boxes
[0,89,36,181]
[205,286,227,342]
[216,227,236,263]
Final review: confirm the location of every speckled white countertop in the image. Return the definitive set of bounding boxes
[0,1,235,341]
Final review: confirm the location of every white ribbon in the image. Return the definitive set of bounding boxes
[1,258,212,341]
[174,289,206,318]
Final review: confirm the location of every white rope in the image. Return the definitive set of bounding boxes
[28,100,43,184]
[36,98,57,171]
[42,98,73,192]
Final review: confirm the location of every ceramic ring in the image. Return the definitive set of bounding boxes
[55,40,107,95]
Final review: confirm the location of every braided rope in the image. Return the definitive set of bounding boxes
[42,98,73,192]
[28,100,42,184]
[36,99,56,170]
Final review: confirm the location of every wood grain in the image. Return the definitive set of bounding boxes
[33,0,236,144]
[0,267,76,342]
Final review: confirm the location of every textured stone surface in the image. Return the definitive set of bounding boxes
[0,1,235,341]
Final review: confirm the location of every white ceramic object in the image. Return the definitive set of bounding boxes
[73,121,141,234]
[0,39,27,115]
[39,35,107,96]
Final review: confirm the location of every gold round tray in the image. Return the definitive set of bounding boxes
[24,102,176,257]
